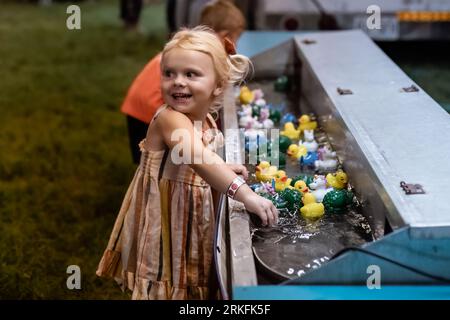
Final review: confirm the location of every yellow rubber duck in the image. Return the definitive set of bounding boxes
[274,170,292,192]
[239,86,254,105]
[280,122,301,140]
[293,180,309,194]
[286,144,308,159]
[298,115,318,132]
[326,170,348,190]
[300,193,325,221]
[255,161,278,182]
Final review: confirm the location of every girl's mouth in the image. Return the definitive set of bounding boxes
[172,93,192,104]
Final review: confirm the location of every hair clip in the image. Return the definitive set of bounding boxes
[223,37,236,55]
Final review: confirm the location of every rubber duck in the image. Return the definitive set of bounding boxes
[300,193,325,221]
[281,122,301,140]
[326,170,348,190]
[255,161,278,182]
[309,175,332,203]
[291,175,313,189]
[279,135,292,154]
[322,189,354,214]
[254,98,266,108]
[274,170,292,192]
[293,180,309,194]
[298,115,318,132]
[287,144,307,159]
[279,188,302,212]
[315,145,338,172]
[239,86,254,105]
[281,113,298,126]
[262,119,274,129]
[274,75,290,92]
[260,193,288,210]
[299,130,318,152]
[262,150,286,169]
[269,109,281,124]
[252,88,264,100]
[300,151,319,170]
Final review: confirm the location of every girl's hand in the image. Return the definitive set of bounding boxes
[227,164,249,180]
[242,193,278,227]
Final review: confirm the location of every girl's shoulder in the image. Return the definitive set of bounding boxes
[153,106,193,129]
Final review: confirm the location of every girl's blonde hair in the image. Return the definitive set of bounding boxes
[161,25,252,113]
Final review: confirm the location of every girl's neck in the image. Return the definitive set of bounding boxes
[185,109,209,126]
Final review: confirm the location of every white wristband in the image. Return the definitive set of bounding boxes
[226,176,246,199]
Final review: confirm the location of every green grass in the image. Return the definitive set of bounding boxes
[0,1,167,299]
[378,41,450,106]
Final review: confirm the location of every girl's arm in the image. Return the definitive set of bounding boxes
[156,108,278,226]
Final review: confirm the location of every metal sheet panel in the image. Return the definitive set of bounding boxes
[291,30,450,229]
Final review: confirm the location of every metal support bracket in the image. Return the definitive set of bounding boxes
[400,181,425,195]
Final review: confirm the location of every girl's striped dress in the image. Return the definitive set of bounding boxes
[96,107,224,300]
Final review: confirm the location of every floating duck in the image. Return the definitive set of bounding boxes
[293,180,309,193]
[298,115,318,132]
[255,161,278,182]
[260,192,288,210]
[315,145,338,172]
[269,109,281,124]
[281,122,301,140]
[287,144,307,159]
[299,129,318,152]
[291,174,313,189]
[281,113,298,126]
[322,189,354,214]
[273,170,292,192]
[239,86,254,105]
[274,75,290,92]
[326,170,348,190]
[300,151,319,170]
[254,98,266,108]
[279,135,292,154]
[309,175,332,203]
[300,193,325,221]
[262,150,286,169]
[279,188,302,212]
[252,88,264,100]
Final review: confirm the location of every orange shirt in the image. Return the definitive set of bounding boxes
[120,53,164,123]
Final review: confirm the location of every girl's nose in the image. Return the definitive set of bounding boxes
[174,74,186,87]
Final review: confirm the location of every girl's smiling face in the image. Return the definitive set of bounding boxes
[161,48,222,121]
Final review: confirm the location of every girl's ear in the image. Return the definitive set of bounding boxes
[213,86,223,97]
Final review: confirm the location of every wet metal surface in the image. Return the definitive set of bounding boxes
[243,79,374,281]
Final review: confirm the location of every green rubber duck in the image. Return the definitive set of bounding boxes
[274,75,290,92]
[269,109,281,124]
[260,193,288,210]
[252,105,261,118]
[322,189,354,214]
[279,188,303,212]
[279,135,292,154]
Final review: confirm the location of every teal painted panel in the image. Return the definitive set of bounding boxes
[234,285,450,300]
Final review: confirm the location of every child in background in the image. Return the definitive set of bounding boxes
[96,26,278,300]
[121,0,246,163]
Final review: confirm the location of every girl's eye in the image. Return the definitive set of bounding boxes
[164,70,173,77]
[186,71,197,78]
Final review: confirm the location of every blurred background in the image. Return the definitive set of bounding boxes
[0,0,449,299]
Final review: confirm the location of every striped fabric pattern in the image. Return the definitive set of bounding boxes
[96,111,223,300]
